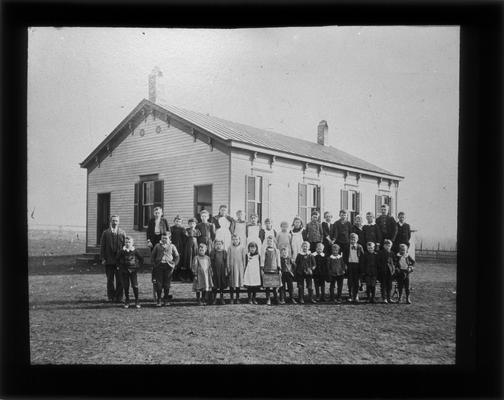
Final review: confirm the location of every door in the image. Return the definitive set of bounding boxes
[97,193,111,245]
[194,185,212,222]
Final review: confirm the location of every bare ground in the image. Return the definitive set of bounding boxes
[29,262,456,364]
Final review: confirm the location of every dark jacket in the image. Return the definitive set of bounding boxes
[327,255,346,277]
[322,221,333,247]
[361,251,378,277]
[352,225,366,248]
[151,242,180,268]
[342,243,365,266]
[331,220,353,245]
[100,227,126,265]
[117,248,144,271]
[363,224,382,247]
[313,253,328,278]
[170,225,187,256]
[303,221,324,243]
[377,248,395,277]
[146,217,170,244]
[394,222,411,247]
[294,252,316,277]
[259,228,278,243]
[375,215,398,242]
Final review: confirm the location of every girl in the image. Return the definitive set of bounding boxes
[295,241,316,304]
[275,221,292,257]
[192,243,213,305]
[232,210,247,249]
[184,218,201,282]
[196,210,216,255]
[246,214,261,246]
[210,240,228,305]
[243,241,261,304]
[259,218,277,245]
[261,235,282,305]
[170,215,187,281]
[313,242,328,302]
[352,214,366,248]
[227,234,247,304]
[212,205,235,251]
[290,216,305,258]
[327,244,346,303]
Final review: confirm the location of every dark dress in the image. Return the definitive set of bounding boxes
[146,217,170,248]
[394,222,411,252]
[363,224,382,250]
[352,225,366,248]
[196,222,216,254]
[361,251,378,287]
[211,249,228,290]
[184,227,201,277]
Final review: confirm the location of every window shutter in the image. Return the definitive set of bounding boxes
[340,189,348,211]
[356,192,361,214]
[262,176,270,221]
[134,182,140,230]
[154,180,164,209]
[316,185,321,213]
[245,175,250,219]
[375,195,381,218]
[320,185,325,216]
[138,183,144,231]
[389,196,394,217]
[298,183,307,223]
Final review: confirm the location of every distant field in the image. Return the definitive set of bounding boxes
[29,261,456,364]
[28,229,86,257]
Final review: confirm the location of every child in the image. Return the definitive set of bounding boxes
[259,218,277,245]
[322,211,334,256]
[246,214,261,247]
[184,218,201,282]
[275,221,292,257]
[117,237,144,308]
[243,242,262,304]
[363,212,382,251]
[361,242,379,303]
[290,216,305,258]
[327,244,346,303]
[227,234,247,304]
[279,246,297,304]
[151,232,180,306]
[313,242,328,302]
[170,215,187,281]
[393,211,411,254]
[210,240,228,305]
[304,211,324,253]
[352,214,366,248]
[376,204,398,248]
[377,239,396,304]
[232,210,247,249]
[261,235,282,305]
[211,205,235,251]
[331,209,353,251]
[342,233,364,303]
[192,243,213,305]
[395,243,415,304]
[196,210,216,255]
[295,241,317,304]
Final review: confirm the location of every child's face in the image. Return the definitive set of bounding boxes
[280,223,288,232]
[399,245,407,255]
[381,205,388,215]
[301,242,309,252]
[265,221,272,229]
[311,214,319,222]
[332,246,339,256]
[251,215,257,224]
[355,216,362,226]
[198,245,206,256]
[153,209,162,218]
[249,244,257,254]
[324,213,332,222]
[280,248,288,257]
[367,243,375,252]
[350,235,357,245]
[219,207,227,216]
[384,242,392,252]
[125,238,133,248]
[189,221,196,229]
[232,236,240,246]
[236,211,243,220]
[339,211,347,221]
[398,214,405,223]
[215,242,224,251]
[201,213,208,222]
[175,218,182,226]
[294,219,301,228]
[366,214,374,224]
[316,244,324,254]
[161,236,170,245]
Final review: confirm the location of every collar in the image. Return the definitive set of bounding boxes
[123,246,135,251]
[316,252,325,257]
[330,254,342,259]
[350,244,358,249]
[397,252,408,257]
[300,251,311,256]
[398,221,404,226]
[366,222,375,226]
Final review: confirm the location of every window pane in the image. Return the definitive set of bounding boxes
[248,177,256,201]
[256,176,262,203]
[144,181,154,204]
[247,201,256,220]
[196,185,212,204]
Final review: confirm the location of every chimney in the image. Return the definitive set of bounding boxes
[148,66,163,103]
[317,120,328,146]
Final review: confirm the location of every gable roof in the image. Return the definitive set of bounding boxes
[81,99,403,180]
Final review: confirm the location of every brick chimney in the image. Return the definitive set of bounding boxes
[317,120,328,146]
[148,66,163,103]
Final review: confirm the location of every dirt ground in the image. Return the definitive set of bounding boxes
[29,262,456,364]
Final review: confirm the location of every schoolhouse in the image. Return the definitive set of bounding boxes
[80,70,404,253]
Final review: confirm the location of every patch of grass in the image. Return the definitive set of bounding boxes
[29,262,456,364]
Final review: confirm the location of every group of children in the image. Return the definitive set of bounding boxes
[117,203,415,308]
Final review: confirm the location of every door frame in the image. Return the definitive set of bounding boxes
[96,192,111,245]
[194,184,213,220]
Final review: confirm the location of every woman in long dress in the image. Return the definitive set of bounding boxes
[211,205,235,251]
[246,213,261,246]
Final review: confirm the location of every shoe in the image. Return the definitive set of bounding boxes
[370,297,375,304]
[279,299,286,305]
[406,297,412,304]
[336,298,342,304]
[319,297,326,302]
[219,298,225,305]
[309,298,317,304]
[347,297,353,303]
[383,299,388,304]
[291,298,297,304]
[298,297,305,304]
[252,299,258,305]
[248,299,253,304]
[162,300,169,306]
[123,302,129,309]
[156,301,162,307]
[135,302,141,309]
[198,300,204,306]
[266,298,271,305]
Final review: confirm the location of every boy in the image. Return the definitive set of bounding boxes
[327,244,346,303]
[342,233,364,302]
[279,246,297,304]
[331,210,353,252]
[395,243,415,304]
[294,241,317,304]
[322,211,334,256]
[151,232,180,306]
[303,211,324,253]
[259,218,277,245]
[196,209,216,255]
[100,215,126,303]
[313,242,328,302]
[170,215,186,281]
[377,239,396,304]
[117,237,144,308]
[363,212,382,251]
[393,211,411,254]
[376,204,398,248]
[361,242,379,303]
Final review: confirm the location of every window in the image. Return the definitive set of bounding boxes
[134,175,163,231]
[194,185,212,220]
[298,183,321,224]
[341,189,361,224]
[245,175,270,223]
[375,194,393,217]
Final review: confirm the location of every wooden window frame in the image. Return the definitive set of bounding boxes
[299,183,321,224]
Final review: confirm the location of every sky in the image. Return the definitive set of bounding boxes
[28,26,459,246]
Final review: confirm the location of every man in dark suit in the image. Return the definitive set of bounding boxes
[393,211,411,253]
[375,204,398,248]
[100,215,126,302]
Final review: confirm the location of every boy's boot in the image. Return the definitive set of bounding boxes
[329,286,335,303]
[308,289,317,304]
[230,289,234,303]
[219,292,225,305]
[273,289,279,304]
[406,289,411,304]
[124,296,130,308]
[248,291,253,304]
[279,288,286,304]
[266,292,271,305]
[298,287,305,304]
[252,292,258,305]
[314,285,320,301]
[235,290,240,304]
[320,285,326,302]
[133,287,140,308]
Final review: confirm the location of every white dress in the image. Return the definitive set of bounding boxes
[215,216,232,250]
[243,253,261,287]
[247,224,261,247]
[291,229,304,258]
[233,220,247,249]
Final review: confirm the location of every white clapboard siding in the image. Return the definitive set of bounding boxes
[87,114,229,247]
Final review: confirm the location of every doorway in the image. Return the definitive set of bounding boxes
[194,185,212,222]
[97,192,111,245]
